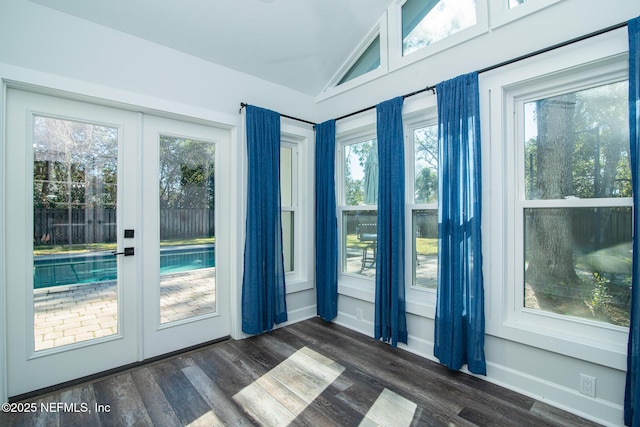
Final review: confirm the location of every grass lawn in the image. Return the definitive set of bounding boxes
[34,237,215,256]
[346,234,437,256]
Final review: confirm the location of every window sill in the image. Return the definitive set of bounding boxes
[488,315,628,371]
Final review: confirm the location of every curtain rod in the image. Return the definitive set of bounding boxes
[239,102,316,126]
[239,20,628,127]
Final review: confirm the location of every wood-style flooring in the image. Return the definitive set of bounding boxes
[1,317,602,426]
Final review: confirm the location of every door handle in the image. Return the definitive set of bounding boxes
[112,247,134,256]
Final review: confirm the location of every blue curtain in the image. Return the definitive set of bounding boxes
[625,16,640,427]
[374,96,408,347]
[433,72,486,375]
[241,105,287,334]
[315,120,339,321]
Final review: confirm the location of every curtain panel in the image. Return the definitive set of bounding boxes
[374,96,408,347]
[625,15,640,427]
[315,120,339,321]
[241,105,287,334]
[434,72,486,375]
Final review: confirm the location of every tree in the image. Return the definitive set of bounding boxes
[159,136,215,210]
[525,94,581,292]
[413,125,438,204]
[344,140,374,206]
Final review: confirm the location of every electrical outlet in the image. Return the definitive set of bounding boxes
[580,374,596,398]
[356,308,363,320]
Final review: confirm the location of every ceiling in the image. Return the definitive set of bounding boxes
[31,0,395,96]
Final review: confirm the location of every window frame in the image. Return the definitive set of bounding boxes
[404,112,439,310]
[388,0,489,73]
[481,34,631,369]
[280,140,297,275]
[318,15,389,102]
[279,126,314,294]
[336,123,379,300]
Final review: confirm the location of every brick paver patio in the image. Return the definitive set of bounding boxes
[34,268,216,351]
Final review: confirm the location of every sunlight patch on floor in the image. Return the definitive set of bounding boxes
[233,346,345,426]
[359,388,417,427]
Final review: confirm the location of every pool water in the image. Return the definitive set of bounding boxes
[33,245,215,289]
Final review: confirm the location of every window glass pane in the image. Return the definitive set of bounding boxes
[281,146,293,207]
[509,0,527,7]
[413,209,438,289]
[339,36,381,85]
[342,210,377,277]
[524,207,631,327]
[344,139,377,206]
[414,125,438,204]
[524,81,630,200]
[282,211,294,273]
[402,0,477,56]
[159,136,216,324]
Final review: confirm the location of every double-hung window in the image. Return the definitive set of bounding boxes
[340,134,378,279]
[407,120,439,291]
[280,142,297,273]
[501,54,632,357]
[518,79,631,328]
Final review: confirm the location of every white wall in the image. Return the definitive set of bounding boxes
[321,1,640,426]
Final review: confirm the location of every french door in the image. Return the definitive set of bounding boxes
[5,88,230,397]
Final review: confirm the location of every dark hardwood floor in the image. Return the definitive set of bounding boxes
[1,317,602,426]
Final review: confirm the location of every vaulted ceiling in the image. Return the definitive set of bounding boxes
[30,0,395,96]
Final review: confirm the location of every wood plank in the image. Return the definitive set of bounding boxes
[147,358,216,427]
[180,359,254,426]
[91,373,153,427]
[58,384,102,427]
[130,366,181,427]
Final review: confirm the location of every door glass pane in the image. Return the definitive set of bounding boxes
[159,135,216,324]
[33,116,119,351]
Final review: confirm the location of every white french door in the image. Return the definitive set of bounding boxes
[4,88,230,397]
[141,115,230,359]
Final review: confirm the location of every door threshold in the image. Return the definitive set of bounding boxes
[9,335,231,403]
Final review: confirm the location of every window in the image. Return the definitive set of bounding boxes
[338,36,381,85]
[509,0,527,7]
[519,81,631,328]
[280,143,296,273]
[340,136,378,278]
[402,0,477,56]
[489,0,564,29]
[409,123,439,290]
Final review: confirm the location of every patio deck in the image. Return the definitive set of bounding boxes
[33,268,215,351]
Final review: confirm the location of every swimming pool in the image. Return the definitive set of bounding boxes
[33,244,215,289]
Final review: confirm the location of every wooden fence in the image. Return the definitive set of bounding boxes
[34,208,214,245]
